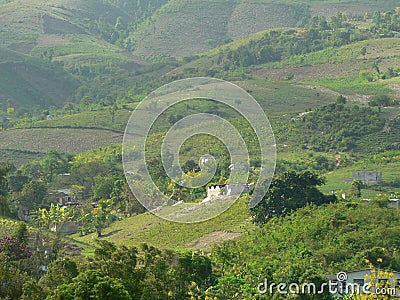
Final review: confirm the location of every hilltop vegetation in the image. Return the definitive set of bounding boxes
[0,0,399,112]
[0,2,400,299]
[0,48,78,110]
[127,0,400,60]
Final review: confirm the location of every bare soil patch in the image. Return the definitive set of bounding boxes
[185,231,242,249]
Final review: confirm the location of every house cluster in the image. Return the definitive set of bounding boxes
[205,182,252,201]
[52,189,79,206]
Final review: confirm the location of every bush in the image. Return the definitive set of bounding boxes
[359,70,374,82]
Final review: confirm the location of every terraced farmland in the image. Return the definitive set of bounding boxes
[0,127,123,164]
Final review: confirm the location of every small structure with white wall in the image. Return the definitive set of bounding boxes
[206,185,225,200]
[49,221,79,235]
[326,269,400,298]
[388,199,399,209]
[345,171,382,185]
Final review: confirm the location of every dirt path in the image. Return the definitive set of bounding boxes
[185,231,242,249]
[296,84,372,105]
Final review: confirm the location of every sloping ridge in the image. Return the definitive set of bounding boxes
[131,0,310,60]
[0,48,79,110]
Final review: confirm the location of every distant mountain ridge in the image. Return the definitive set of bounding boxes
[128,0,399,60]
[0,0,398,111]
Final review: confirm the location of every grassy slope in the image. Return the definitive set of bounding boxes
[0,75,338,165]
[130,0,310,60]
[0,127,122,156]
[130,0,399,60]
[0,48,79,109]
[0,0,397,108]
[69,149,400,253]
[71,197,253,252]
[32,108,134,131]
[0,0,145,109]
[0,0,135,49]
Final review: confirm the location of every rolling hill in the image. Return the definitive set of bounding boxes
[128,0,400,60]
[0,48,79,110]
[0,0,398,111]
[0,0,155,110]
[0,127,123,165]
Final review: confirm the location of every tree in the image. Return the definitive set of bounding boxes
[7,170,29,193]
[0,256,31,299]
[62,102,75,114]
[48,269,131,300]
[92,207,107,237]
[20,160,44,180]
[93,174,118,200]
[70,160,110,195]
[35,203,72,230]
[87,240,141,298]
[16,180,47,211]
[41,149,69,182]
[336,95,347,105]
[0,235,31,262]
[250,170,336,226]
[360,46,367,58]
[349,180,362,198]
[369,94,392,110]
[112,182,145,217]
[38,257,78,294]
[13,222,29,244]
[0,162,14,217]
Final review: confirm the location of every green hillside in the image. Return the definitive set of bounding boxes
[71,197,251,251]
[129,0,309,60]
[0,48,79,111]
[0,0,165,110]
[0,0,398,111]
[1,1,400,299]
[0,127,122,165]
[129,0,399,60]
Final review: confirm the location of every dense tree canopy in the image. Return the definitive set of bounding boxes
[250,170,336,226]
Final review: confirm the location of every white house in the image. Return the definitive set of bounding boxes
[49,221,79,235]
[205,183,251,201]
[326,269,400,298]
[388,199,399,209]
[228,163,248,171]
[206,185,224,200]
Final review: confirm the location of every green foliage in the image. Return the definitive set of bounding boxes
[15,180,47,211]
[349,180,362,198]
[216,14,375,69]
[0,49,79,111]
[38,241,214,300]
[336,95,347,105]
[13,222,28,244]
[369,94,393,107]
[291,104,385,152]
[39,257,78,292]
[41,150,69,182]
[209,201,400,298]
[49,269,131,300]
[250,170,336,226]
[0,162,13,217]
